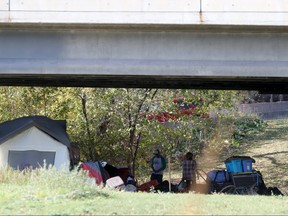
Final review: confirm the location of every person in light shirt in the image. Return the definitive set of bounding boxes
[150,149,166,184]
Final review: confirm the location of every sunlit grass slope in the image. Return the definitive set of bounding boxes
[0,165,288,215]
[1,119,288,215]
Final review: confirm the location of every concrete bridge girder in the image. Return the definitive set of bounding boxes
[1,0,288,26]
[1,1,288,92]
[1,26,288,92]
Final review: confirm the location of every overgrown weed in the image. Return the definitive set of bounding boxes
[0,165,109,200]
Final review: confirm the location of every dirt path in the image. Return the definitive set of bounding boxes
[243,119,288,194]
[195,119,288,194]
[164,119,288,195]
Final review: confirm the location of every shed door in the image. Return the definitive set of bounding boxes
[8,150,56,170]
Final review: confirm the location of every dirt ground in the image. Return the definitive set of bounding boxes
[165,119,288,195]
[244,119,288,194]
[202,119,288,194]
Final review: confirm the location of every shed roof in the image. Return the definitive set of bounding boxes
[0,116,71,148]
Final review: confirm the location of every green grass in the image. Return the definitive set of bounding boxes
[1,180,288,215]
[1,178,288,215]
[1,119,288,215]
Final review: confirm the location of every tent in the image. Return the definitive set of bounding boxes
[80,161,110,185]
[0,116,71,170]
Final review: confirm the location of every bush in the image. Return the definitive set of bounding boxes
[232,117,267,146]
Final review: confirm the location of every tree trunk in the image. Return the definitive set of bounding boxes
[80,92,97,160]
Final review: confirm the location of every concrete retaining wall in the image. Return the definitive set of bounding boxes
[239,102,288,120]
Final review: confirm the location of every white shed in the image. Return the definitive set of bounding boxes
[0,116,71,170]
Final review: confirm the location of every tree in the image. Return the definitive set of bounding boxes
[0,86,245,178]
[143,89,242,158]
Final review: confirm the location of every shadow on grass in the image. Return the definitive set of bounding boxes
[221,120,288,163]
[253,151,288,166]
[251,126,288,143]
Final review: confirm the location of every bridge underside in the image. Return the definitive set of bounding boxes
[1,24,288,93]
[1,74,288,94]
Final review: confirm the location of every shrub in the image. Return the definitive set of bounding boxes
[232,117,267,146]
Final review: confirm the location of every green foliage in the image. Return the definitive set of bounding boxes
[232,117,267,146]
[0,86,246,177]
[143,89,242,159]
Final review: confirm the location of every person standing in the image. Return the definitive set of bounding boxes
[150,149,166,184]
[182,152,197,191]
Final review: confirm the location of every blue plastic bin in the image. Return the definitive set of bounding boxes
[225,159,243,173]
[225,161,233,172]
[231,159,243,172]
[225,156,255,173]
[207,170,230,183]
[242,159,253,172]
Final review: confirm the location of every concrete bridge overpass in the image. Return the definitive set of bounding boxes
[1,0,288,92]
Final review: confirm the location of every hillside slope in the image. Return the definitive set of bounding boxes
[164,119,288,194]
[243,119,288,194]
[211,118,288,194]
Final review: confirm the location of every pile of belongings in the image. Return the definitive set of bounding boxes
[80,161,137,192]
